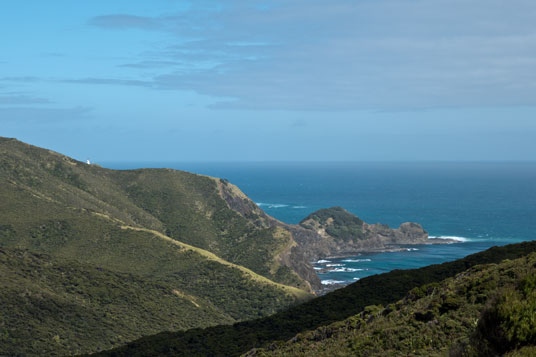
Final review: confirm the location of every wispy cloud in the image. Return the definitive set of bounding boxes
[89,14,160,30]
[0,77,41,83]
[87,0,536,111]
[118,60,184,69]
[0,94,51,105]
[62,78,152,87]
[0,106,92,122]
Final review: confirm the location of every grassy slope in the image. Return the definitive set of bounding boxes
[0,169,307,311]
[120,225,308,299]
[254,253,536,356]
[0,137,308,294]
[0,138,312,355]
[0,137,307,289]
[0,247,232,357]
[109,168,307,289]
[91,240,536,357]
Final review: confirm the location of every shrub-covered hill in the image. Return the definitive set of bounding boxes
[300,206,366,241]
[0,247,233,356]
[90,240,536,357]
[250,252,536,356]
[0,137,312,355]
[0,136,312,290]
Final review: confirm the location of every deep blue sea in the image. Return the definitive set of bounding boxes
[103,162,536,287]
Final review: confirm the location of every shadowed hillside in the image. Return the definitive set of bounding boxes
[91,241,536,357]
[0,247,233,356]
[250,252,536,356]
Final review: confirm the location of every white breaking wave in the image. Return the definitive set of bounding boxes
[256,202,306,209]
[256,202,289,209]
[328,268,364,272]
[326,264,344,267]
[313,267,322,270]
[429,235,470,242]
[342,259,372,263]
[321,279,345,285]
[406,248,419,251]
[353,277,360,280]
[316,259,331,264]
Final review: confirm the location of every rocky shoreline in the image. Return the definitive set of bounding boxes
[312,239,464,295]
[319,238,461,259]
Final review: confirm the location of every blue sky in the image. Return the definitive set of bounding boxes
[1,0,535,162]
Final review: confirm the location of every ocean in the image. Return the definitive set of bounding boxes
[103,162,536,287]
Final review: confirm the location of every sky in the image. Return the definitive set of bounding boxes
[1,0,535,162]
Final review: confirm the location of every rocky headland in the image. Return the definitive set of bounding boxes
[216,183,460,291]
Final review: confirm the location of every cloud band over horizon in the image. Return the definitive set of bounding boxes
[1,0,535,161]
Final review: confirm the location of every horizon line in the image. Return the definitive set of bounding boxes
[97,160,536,164]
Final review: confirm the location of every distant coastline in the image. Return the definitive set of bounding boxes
[321,237,463,259]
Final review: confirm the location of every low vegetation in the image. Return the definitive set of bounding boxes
[0,138,311,356]
[0,247,232,356]
[0,137,308,290]
[91,241,536,356]
[3,138,535,356]
[251,252,536,356]
[300,206,366,241]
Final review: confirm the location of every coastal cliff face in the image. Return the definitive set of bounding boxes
[214,179,322,290]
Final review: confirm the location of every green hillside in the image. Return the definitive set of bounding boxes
[253,252,536,356]
[300,206,366,241]
[0,137,308,290]
[0,137,311,356]
[0,247,232,356]
[3,137,535,357]
[90,241,536,357]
